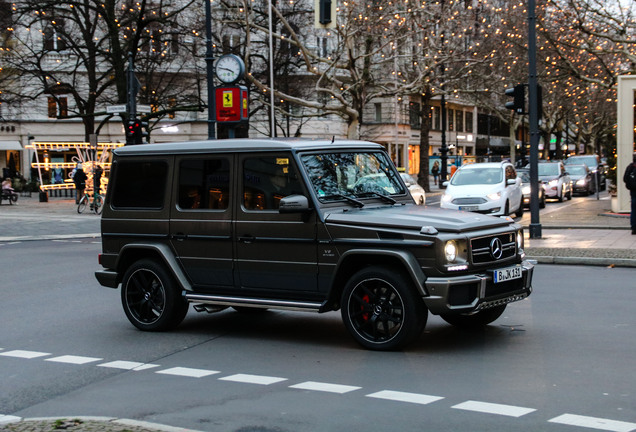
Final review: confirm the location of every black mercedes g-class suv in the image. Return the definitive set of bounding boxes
[96,139,534,350]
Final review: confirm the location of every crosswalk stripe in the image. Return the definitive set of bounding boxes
[0,350,50,359]
[45,355,103,365]
[289,381,361,394]
[219,374,287,385]
[366,390,444,405]
[452,400,536,417]
[549,414,636,432]
[156,367,219,378]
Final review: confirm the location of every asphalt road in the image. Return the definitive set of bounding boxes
[2,239,636,432]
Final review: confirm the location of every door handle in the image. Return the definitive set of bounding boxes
[172,233,188,241]
[238,235,255,243]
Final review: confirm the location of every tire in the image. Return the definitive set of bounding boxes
[9,194,17,204]
[94,195,104,215]
[514,200,524,217]
[341,266,427,351]
[503,200,510,216]
[78,196,88,213]
[440,305,507,329]
[566,187,572,200]
[121,258,189,331]
[540,192,546,208]
[557,186,564,202]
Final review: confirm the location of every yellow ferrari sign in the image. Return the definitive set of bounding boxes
[223,91,233,108]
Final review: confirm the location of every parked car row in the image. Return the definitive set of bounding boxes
[436,154,605,217]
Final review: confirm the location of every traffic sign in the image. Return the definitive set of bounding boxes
[106,104,127,114]
[137,104,151,113]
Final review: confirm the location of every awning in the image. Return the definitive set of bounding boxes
[0,141,23,151]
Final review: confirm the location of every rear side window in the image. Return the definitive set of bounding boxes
[111,160,168,209]
[178,158,230,210]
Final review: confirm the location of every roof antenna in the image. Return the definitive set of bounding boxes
[331,135,335,144]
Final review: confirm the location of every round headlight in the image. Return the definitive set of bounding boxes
[445,240,458,263]
[517,230,524,250]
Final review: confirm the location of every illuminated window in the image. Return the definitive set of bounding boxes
[47,97,68,118]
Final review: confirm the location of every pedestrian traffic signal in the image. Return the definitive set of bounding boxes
[505,84,526,114]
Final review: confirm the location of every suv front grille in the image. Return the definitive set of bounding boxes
[470,233,516,264]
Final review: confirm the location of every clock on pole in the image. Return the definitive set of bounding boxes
[215,54,245,84]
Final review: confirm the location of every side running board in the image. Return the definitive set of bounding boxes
[184,293,323,312]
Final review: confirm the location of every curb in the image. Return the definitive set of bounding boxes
[0,233,101,242]
[0,416,203,432]
[527,255,636,268]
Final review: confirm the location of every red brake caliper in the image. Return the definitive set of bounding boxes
[361,294,370,321]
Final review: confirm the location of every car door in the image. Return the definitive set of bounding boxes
[169,154,234,290]
[234,152,318,292]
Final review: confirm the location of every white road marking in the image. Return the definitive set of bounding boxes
[289,381,361,394]
[45,355,103,365]
[0,350,50,359]
[98,361,160,371]
[156,367,219,378]
[366,390,444,405]
[549,414,636,432]
[452,400,536,417]
[219,374,287,385]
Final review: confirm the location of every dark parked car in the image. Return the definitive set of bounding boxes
[95,139,534,351]
[516,169,546,208]
[564,155,606,191]
[567,164,594,195]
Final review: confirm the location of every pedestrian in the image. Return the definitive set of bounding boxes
[72,163,87,204]
[623,153,636,235]
[93,164,103,195]
[431,161,440,185]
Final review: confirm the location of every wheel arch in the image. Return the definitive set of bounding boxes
[323,249,427,312]
[116,243,192,292]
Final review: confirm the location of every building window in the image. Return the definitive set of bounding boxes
[448,108,454,131]
[316,36,329,57]
[43,20,67,51]
[456,110,464,132]
[0,1,12,47]
[409,102,421,129]
[465,111,473,133]
[47,97,68,118]
[433,106,441,130]
[375,103,382,122]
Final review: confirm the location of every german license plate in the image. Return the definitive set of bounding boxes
[493,266,522,283]
[459,206,478,211]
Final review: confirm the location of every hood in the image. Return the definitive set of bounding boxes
[444,183,503,197]
[539,175,559,182]
[324,205,513,233]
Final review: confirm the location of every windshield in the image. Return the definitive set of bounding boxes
[565,156,597,168]
[538,163,559,176]
[450,167,503,186]
[567,165,587,175]
[300,152,405,203]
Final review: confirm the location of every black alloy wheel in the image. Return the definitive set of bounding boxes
[341,267,427,351]
[121,259,188,331]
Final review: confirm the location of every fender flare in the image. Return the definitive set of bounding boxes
[117,243,192,292]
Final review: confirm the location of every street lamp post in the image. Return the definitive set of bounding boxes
[528,0,542,238]
[205,0,216,140]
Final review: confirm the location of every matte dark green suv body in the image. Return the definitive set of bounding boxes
[96,138,534,350]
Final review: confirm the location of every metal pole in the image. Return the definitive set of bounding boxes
[528,0,542,238]
[440,93,448,187]
[268,0,276,137]
[205,0,216,139]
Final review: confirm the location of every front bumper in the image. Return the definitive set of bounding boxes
[441,201,504,216]
[423,260,534,315]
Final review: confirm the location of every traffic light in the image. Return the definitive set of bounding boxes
[505,84,526,114]
[139,117,149,143]
[125,119,137,145]
[125,118,145,145]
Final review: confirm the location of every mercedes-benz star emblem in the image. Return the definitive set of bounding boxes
[490,238,503,260]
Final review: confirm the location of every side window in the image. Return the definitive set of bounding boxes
[178,158,230,210]
[111,160,168,209]
[243,156,303,210]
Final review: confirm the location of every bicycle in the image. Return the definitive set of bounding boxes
[77,192,104,215]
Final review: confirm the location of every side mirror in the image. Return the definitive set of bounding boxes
[279,194,312,214]
[442,181,449,187]
[507,179,517,186]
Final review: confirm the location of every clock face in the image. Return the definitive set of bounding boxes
[216,54,244,84]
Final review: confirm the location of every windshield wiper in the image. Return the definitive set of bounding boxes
[322,193,365,208]
[355,191,397,204]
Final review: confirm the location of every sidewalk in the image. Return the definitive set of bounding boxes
[0,191,634,266]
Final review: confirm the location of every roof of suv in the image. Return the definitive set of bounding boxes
[114,138,384,156]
